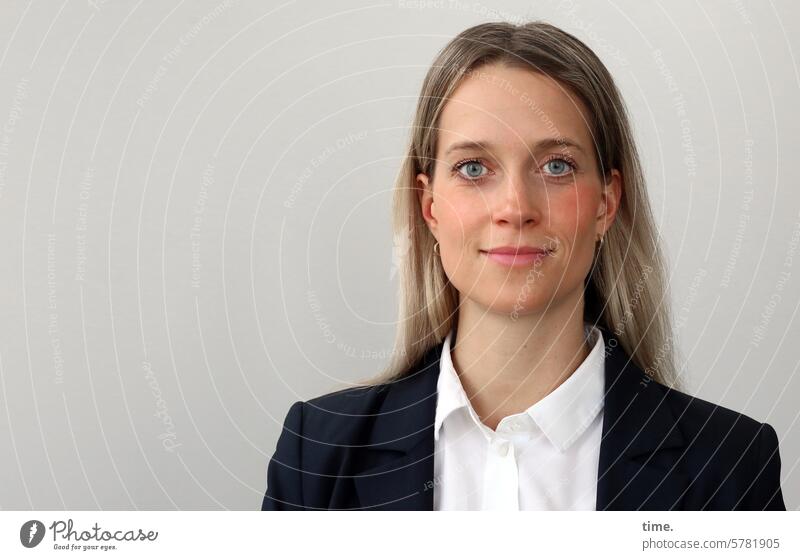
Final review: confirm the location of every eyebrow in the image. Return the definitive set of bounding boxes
[444,138,587,157]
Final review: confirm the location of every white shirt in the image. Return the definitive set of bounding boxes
[433,323,606,510]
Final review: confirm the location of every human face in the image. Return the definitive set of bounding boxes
[417,63,621,317]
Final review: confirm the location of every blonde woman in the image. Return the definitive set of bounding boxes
[262,21,785,511]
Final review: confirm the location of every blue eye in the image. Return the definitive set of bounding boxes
[452,159,488,181]
[450,156,577,184]
[542,158,575,176]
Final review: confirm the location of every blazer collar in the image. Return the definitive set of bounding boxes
[353,326,688,510]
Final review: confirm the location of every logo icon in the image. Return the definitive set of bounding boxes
[20,520,46,548]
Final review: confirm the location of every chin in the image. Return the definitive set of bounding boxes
[470,290,554,317]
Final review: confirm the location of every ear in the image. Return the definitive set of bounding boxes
[596,169,622,236]
[417,172,438,233]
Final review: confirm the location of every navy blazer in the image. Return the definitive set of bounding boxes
[261,327,786,510]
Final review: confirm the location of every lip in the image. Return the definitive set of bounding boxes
[480,246,552,267]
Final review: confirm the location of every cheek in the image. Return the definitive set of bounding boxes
[549,184,598,241]
[433,189,486,244]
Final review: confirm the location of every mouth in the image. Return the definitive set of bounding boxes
[480,246,553,267]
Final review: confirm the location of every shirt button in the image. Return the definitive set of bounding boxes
[493,440,510,456]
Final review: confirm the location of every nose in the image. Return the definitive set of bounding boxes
[492,171,543,227]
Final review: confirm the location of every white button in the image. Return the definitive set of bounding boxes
[493,440,510,456]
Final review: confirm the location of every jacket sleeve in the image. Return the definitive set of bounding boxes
[744,422,786,510]
[261,400,305,510]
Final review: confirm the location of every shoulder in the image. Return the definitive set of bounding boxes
[282,382,393,446]
[649,380,780,465]
[298,348,442,442]
[650,380,784,509]
[305,381,393,420]
[661,385,786,510]
[599,328,777,460]
[657,381,766,441]
[655,382,782,465]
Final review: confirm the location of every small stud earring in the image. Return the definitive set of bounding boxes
[433,241,440,256]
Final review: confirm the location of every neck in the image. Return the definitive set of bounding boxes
[450,293,592,431]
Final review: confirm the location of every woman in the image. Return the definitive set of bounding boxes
[261,21,786,510]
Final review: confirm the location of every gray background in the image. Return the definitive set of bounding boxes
[0,0,798,510]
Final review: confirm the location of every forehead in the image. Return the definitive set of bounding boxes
[437,64,593,156]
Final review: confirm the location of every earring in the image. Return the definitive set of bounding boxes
[596,234,605,251]
[433,241,440,256]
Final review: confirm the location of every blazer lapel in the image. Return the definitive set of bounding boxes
[595,328,689,510]
[352,346,440,510]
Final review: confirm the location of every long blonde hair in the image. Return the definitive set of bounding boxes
[354,20,679,390]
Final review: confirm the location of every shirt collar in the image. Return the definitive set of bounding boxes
[433,330,470,442]
[433,323,606,452]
